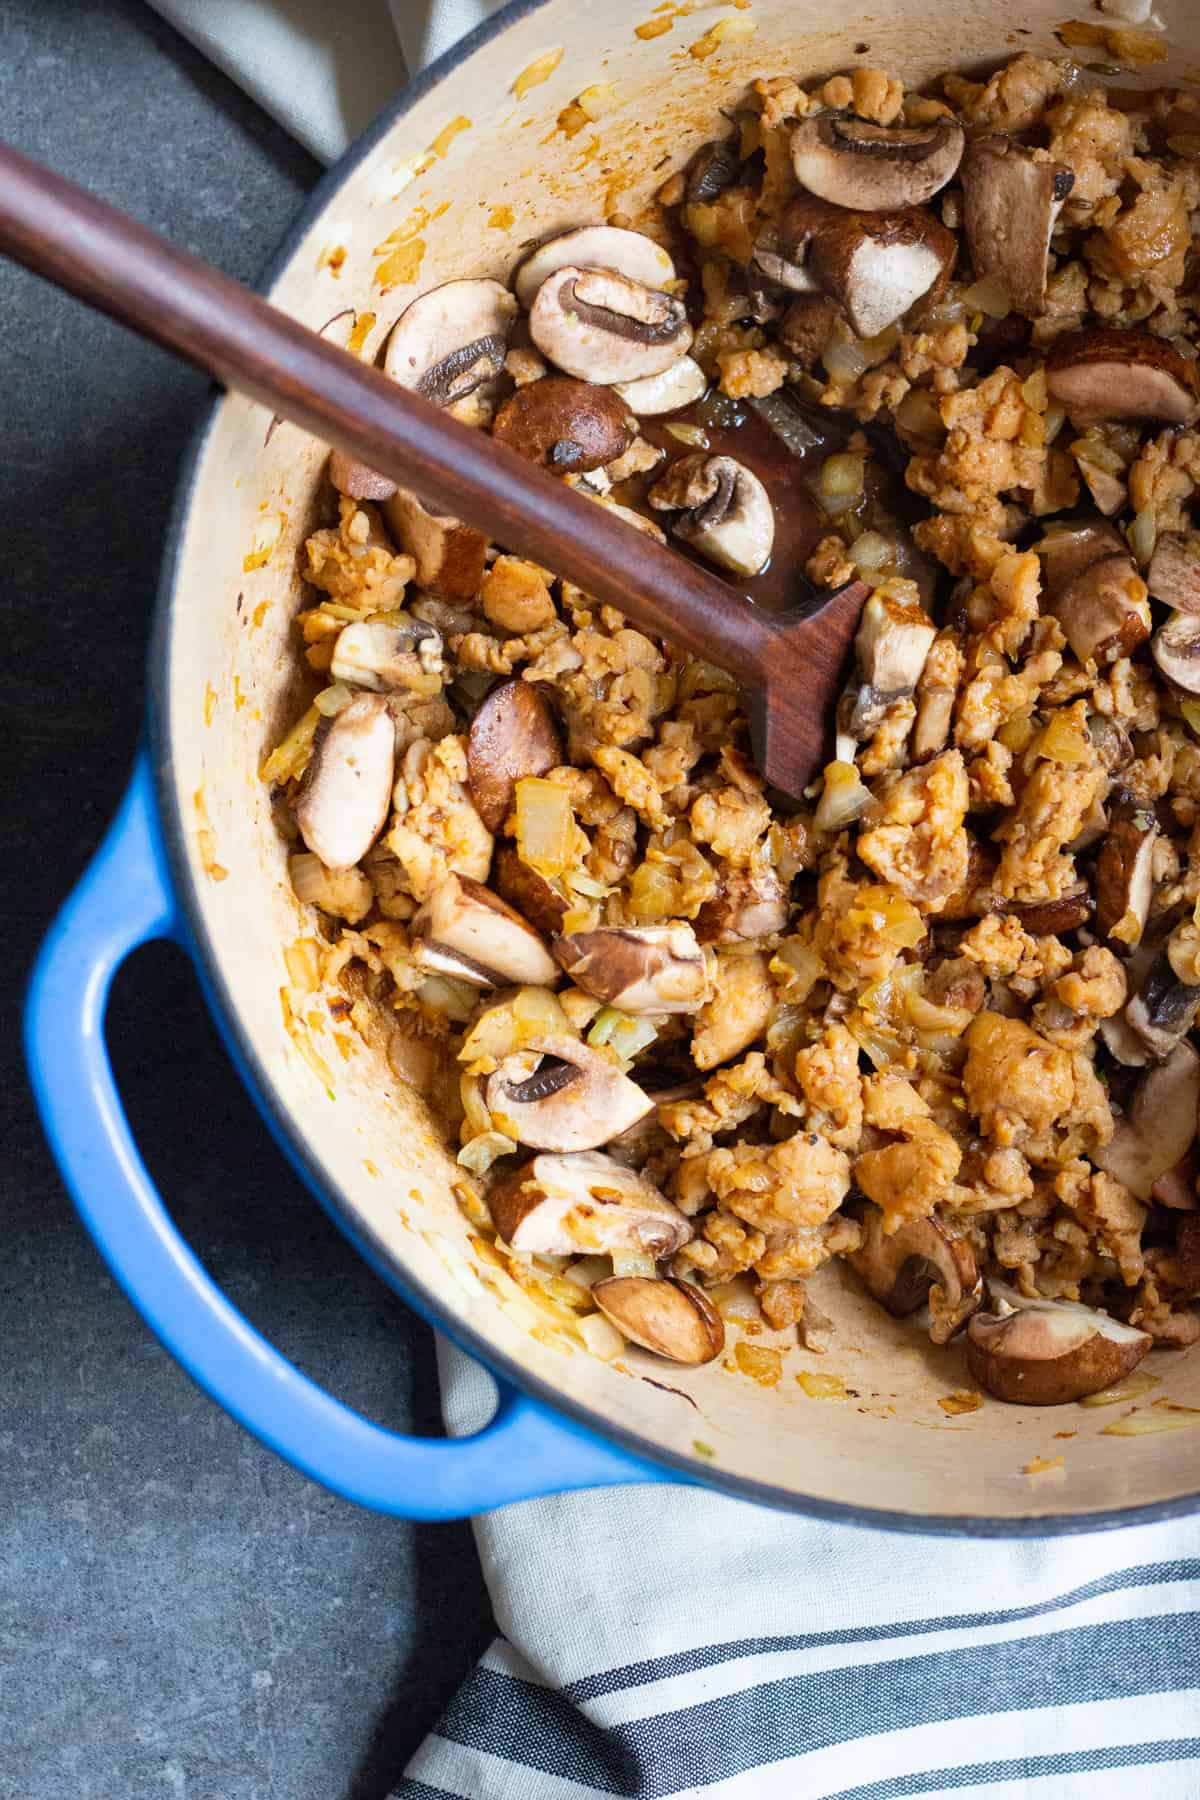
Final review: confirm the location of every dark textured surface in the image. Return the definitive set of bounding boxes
[0,5,494,1796]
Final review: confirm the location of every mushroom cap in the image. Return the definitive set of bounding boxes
[294,694,395,873]
[647,452,774,577]
[383,278,517,408]
[1094,1039,1200,1202]
[412,873,559,989]
[593,1276,724,1364]
[328,450,398,502]
[1126,945,1200,1059]
[854,589,936,702]
[493,842,570,937]
[1094,795,1157,946]
[466,679,563,833]
[613,356,708,416]
[694,864,789,945]
[966,1294,1151,1405]
[330,618,443,693]
[1002,886,1093,937]
[512,225,676,308]
[848,1207,981,1345]
[685,136,744,205]
[960,136,1074,320]
[486,1033,654,1150]
[529,267,693,385]
[381,486,488,599]
[1045,328,1200,424]
[780,195,956,340]
[1152,609,1200,696]
[1147,531,1200,615]
[488,1150,690,1255]
[790,111,964,211]
[1035,517,1128,594]
[553,923,710,1014]
[1050,553,1150,667]
[491,376,637,472]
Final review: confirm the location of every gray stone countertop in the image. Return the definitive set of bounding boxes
[0,5,494,1795]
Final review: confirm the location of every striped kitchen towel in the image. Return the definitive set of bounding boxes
[392,1344,1200,1799]
[139,3,1200,1793]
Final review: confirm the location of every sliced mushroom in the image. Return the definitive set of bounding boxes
[529,267,693,385]
[1048,553,1150,668]
[777,294,841,368]
[465,680,562,833]
[841,588,935,741]
[1094,1040,1200,1201]
[554,924,709,1014]
[383,278,517,417]
[512,226,676,309]
[1035,517,1127,592]
[380,487,487,599]
[1099,1011,1152,1069]
[613,356,708,416]
[960,137,1074,319]
[328,451,398,502]
[779,195,956,340]
[694,865,789,945]
[966,1291,1152,1405]
[486,1033,654,1150]
[1126,945,1200,1060]
[593,1276,724,1364]
[1045,328,1200,424]
[790,111,964,211]
[493,842,569,937]
[294,694,395,872]
[1147,531,1200,614]
[488,1150,691,1257]
[647,453,773,576]
[1003,886,1093,937]
[847,1207,982,1345]
[411,873,559,988]
[1095,794,1157,947]
[684,137,744,204]
[491,376,637,472]
[330,618,444,693]
[1152,1152,1198,1212]
[1086,712,1134,775]
[1152,610,1200,695]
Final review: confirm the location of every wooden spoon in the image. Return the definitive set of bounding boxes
[0,140,868,797]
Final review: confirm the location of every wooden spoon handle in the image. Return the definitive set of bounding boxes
[0,140,777,689]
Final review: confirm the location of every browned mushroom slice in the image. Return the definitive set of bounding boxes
[1125,945,1200,1059]
[613,356,708,416]
[491,376,637,472]
[960,137,1074,319]
[554,924,709,1014]
[529,267,692,385]
[790,111,964,210]
[1048,553,1150,668]
[966,1292,1152,1405]
[1147,531,1200,614]
[486,1034,654,1150]
[384,278,517,415]
[493,842,570,937]
[330,618,444,693]
[512,226,676,309]
[1045,328,1200,424]
[1086,712,1134,775]
[295,694,395,872]
[684,136,744,204]
[412,873,559,988]
[1152,1152,1198,1212]
[593,1276,724,1364]
[694,865,789,945]
[1094,1040,1200,1202]
[776,294,841,369]
[328,451,398,502]
[488,1150,690,1254]
[847,1207,982,1345]
[465,680,562,833]
[1152,611,1200,695]
[1035,517,1127,592]
[1095,794,1157,947]
[803,205,956,340]
[647,453,774,577]
[841,589,934,744]
[1003,886,1093,936]
[381,487,488,599]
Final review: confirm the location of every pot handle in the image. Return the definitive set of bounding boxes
[24,754,661,1518]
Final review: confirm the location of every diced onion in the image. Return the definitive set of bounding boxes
[849,531,896,576]
[515,777,575,877]
[611,1252,658,1278]
[1078,1372,1160,1408]
[665,422,710,447]
[456,1130,518,1175]
[563,1255,611,1292]
[459,985,571,1063]
[818,454,866,515]
[1130,508,1157,568]
[261,704,320,785]
[417,974,479,1023]
[578,1311,626,1359]
[588,1006,658,1066]
[822,333,869,383]
[960,274,1012,318]
[1102,1401,1200,1436]
[314,682,356,716]
[814,760,871,832]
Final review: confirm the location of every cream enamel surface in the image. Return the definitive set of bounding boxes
[163,0,1200,1522]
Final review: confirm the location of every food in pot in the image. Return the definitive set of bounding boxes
[264,52,1200,1395]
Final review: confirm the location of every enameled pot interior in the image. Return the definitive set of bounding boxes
[156,0,1200,1526]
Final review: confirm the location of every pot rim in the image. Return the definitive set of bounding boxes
[146,0,1200,1535]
